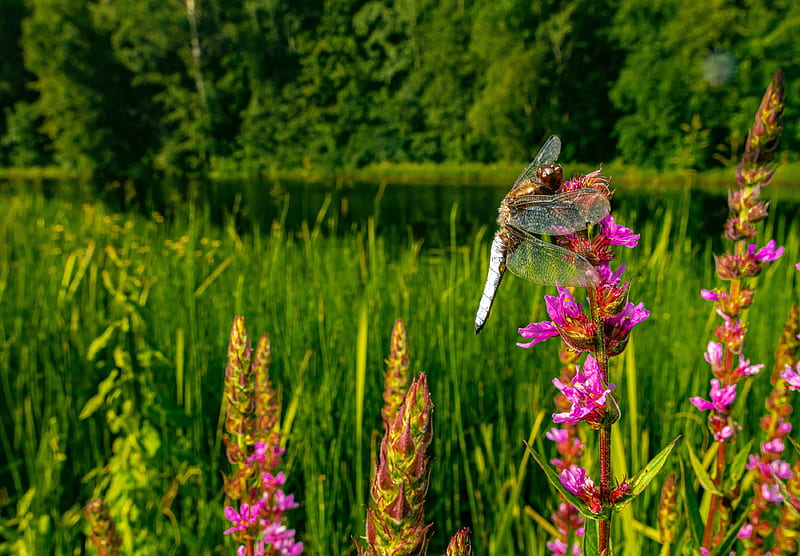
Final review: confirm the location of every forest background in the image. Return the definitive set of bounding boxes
[1,0,800,181]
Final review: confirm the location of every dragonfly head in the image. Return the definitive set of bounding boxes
[536,164,564,194]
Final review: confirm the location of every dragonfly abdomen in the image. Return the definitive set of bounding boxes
[474,233,508,334]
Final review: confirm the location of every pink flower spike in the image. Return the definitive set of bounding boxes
[597,262,626,285]
[715,425,734,442]
[704,342,724,374]
[552,354,615,425]
[559,465,594,496]
[735,355,763,376]
[517,321,560,348]
[762,438,785,453]
[262,471,287,489]
[248,442,268,463]
[273,490,299,511]
[760,483,783,505]
[546,538,568,556]
[599,216,640,247]
[546,287,586,323]
[545,428,569,443]
[738,523,753,539]
[223,503,260,534]
[781,363,800,391]
[689,379,737,412]
[796,262,800,271]
[770,459,792,480]
[700,289,719,301]
[749,239,784,262]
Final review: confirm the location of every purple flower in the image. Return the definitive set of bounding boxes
[701,289,720,301]
[261,522,303,555]
[559,465,595,497]
[545,428,569,443]
[770,459,792,480]
[781,363,800,391]
[690,379,737,412]
[762,438,784,454]
[224,503,261,534]
[262,471,287,489]
[704,342,724,375]
[272,490,299,512]
[735,355,763,376]
[748,239,784,262]
[716,425,735,442]
[546,538,569,556]
[605,301,650,335]
[599,216,640,247]
[552,354,616,425]
[738,523,753,539]
[517,321,560,348]
[760,483,783,505]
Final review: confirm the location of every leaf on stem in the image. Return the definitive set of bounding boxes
[685,440,722,496]
[583,517,599,556]
[524,441,594,518]
[726,439,753,488]
[614,436,681,511]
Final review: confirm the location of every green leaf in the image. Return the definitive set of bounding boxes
[680,454,705,547]
[86,324,117,361]
[686,440,722,496]
[583,517,599,556]
[726,440,753,487]
[524,441,595,518]
[614,436,681,511]
[78,369,118,420]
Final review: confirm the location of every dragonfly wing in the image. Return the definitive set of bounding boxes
[511,135,562,190]
[505,232,599,287]
[509,189,610,235]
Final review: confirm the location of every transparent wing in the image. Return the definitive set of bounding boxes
[508,189,610,235]
[511,135,562,190]
[505,230,599,287]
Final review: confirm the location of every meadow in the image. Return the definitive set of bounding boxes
[0,175,799,555]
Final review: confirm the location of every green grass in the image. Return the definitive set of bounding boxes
[0,181,798,555]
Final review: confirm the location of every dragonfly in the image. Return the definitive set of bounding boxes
[474,135,611,334]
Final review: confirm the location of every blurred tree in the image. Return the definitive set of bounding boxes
[0,0,51,166]
[610,0,800,168]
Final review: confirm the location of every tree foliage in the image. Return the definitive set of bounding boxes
[0,0,798,176]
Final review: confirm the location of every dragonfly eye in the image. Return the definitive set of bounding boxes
[536,164,564,193]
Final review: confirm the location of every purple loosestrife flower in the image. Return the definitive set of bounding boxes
[781,363,800,390]
[697,71,791,552]
[85,499,122,556]
[559,465,602,514]
[690,379,737,412]
[224,503,262,535]
[222,318,303,556]
[546,349,586,556]
[361,374,433,556]
[552,354,617,428]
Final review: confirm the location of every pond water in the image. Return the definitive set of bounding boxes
[7,176,800,251]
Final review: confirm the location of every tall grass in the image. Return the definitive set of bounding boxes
[0,181,798,554]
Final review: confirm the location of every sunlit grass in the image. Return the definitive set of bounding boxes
[0,182,798,554]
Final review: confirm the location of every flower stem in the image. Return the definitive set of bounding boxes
[589,285,612,553]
